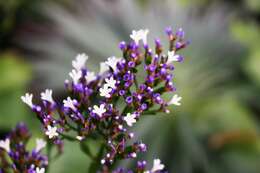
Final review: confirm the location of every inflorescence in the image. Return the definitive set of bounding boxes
[0,27,188,173]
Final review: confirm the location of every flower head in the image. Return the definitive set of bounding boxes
[45,125,59,139]
[63,97,77,111]
[69,69,82,84]
[35,138,46,152]
[36,167,45,173]
[41,89,54,104]
[168,94,182,106]
[21,93,33,108]
[151,159,165,172]
[105,56,122,72]
[93,104,106,118]
[124,113,137,127]
[99,85,112,98]
[0,138,10,152]
[72,53,88,71]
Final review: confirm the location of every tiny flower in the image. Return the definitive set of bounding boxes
[85,71,96,82]
[21,93,33,108]
[105,56,121,72]
[167,51,182,63]
[45,125,59,139]
[76,136,84,141]
[130,29,149,45]
[130,30,141,44]
[63,97,77,111]
[40,89,54,104]
[151,159,165,172]
[0,138,10,152]
[104,76,117,89]
[140,29,149,45]
[99,85,112,98]
[36,167,45,173]
[124,113,136,127]
[168,94,182,106]
[69,69,82,84]
[35,138,46,152]
[99,62,109,74]
[93,104,106,118]
[72,53,88,71]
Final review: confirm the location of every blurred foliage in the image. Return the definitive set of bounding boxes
[0,53,34,130]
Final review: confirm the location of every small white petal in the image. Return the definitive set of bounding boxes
[63,97,77,111]
[167,51,182,63]
[124,113,136,127]
[0,138,10,152]
[21,93,33,108]
[85,71,96,82]
[105,56,122,72]
[130,29,149,45]
[72,53,88,71]
[93,104,106,118]
[45,125,58,139]
[36,167,45,173]
[76,136,84,141]
[41,89,54,104]
[99,62,109,74]
[35,138,46,152]
[69,69,82,84]
[168,94,182,106]
[104,77,117,89]
[99,85,112,98]
[151,159,165,172]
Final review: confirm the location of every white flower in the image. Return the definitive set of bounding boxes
[85,71,96,82]
[99,62,109,74]
[40,89,54,104]
[124,113,136,127]
[167,51,181,63]
[72,53,88,71]
[99,85,112,98]
[35,138,46,152]
[151,159,165,172]
[168,94,182,106]
[21,93,33,108]
[0,138,10,152]
[36,167,45,173]
[130,29,149,45]
[93,104,106,118]
[63,97,77,111]
[139,29,149,45]
[76,136,84,141]
[69,69,82,84]
[105,56,121,72]
[45,125,59,139]
[104,76,117,89]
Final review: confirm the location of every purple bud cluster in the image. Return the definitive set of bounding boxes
[20,27,188,172]
[0,123,48,172]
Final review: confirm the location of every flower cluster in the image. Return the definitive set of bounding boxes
[21,27,188,172]
[0,123,47,173]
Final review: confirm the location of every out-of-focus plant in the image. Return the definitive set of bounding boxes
[17,0,260,173]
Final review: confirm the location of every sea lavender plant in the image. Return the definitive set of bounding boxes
[0,123,48,172]
[17,27,187,172]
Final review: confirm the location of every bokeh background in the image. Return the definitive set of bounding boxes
[1,0,260,172]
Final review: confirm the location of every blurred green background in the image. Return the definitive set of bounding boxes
[0,0,260,172]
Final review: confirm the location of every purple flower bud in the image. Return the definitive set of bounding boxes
[119,41,127,50]
[141,103,147,111]
[176,28,185,38]
[125,96,133,104]
[119,90,126,96]
[165,26,173,36]
[175,42,182,49]
[128,61,135,68]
